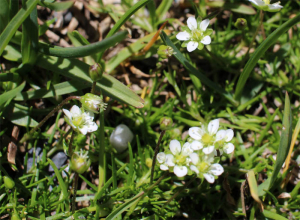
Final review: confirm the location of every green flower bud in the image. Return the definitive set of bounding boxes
[11,212,21,220]
[89,63,104,82]
[146,158,152,168]
[80,93,107,114]
[160,117,173,130]
[70,150,91,174]
[157,45,175,59]
[234,18,247,30]
[4,176,15,189]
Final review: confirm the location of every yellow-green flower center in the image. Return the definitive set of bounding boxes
[202,133,213,145]
[198,161,210,173]
[175,154,187,165]
[72,115,85,127]
[263,0,270,4]
[191,29,203,42]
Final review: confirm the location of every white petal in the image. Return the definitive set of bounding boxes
[200,19,210,31]
[166,154,175,167]
[157,152,166,164]
[205,152,215,163]
[208,119,219,135]
[87,122,98,133]
[201,36,211,45]
[187,41,198,52]
[189,127,203,140]
[224,143,234,154]
[160,164,169,171]
[174,166,188,177]
[84,111,95,120]
[181,142,193,156]
[169,140,181,155]
[225,129,234,142]
[191,140,203,150]
[215,130,226,142]
[70,105,81,115]
[187,17,197,30]
[268,3,283,11]
[190,165,199,174]
[79,126,88,135]
[203,173,215,183]
[63,109,72,119]
[189,153,199,165]
[203,145,214,154]
[210,164,224,176]
[248,0,265,6]
[176,31,191,41]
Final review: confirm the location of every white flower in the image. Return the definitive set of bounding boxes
[189,153,224,183]
[80,93,107,114]
[63,105,98,135]
[110,124,134,153]
[189,119,235,155]
[157,140,193,177]
[248,0,283,12]
[176,17,213,52]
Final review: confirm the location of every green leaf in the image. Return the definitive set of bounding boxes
[39,30,128,58]
[258,93,292,195]
[0,0,9,33]
[0,82,26,108]
[234,13,300,100]
[0,0,39,56]
[0,72,20,82]
[2,44,22,62]
[96,0,151,61]
[10,106,38,127]
[156,0,172,23]
[105,191,145,220]
[206,2,256,15]
[262,210,288,220]
[160,31,237,106]
[38,0,74,11]
[36,55,144,108]
[247,170,263,211]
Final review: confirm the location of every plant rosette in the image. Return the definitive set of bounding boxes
[176,17,213,52]
[189,119,235,155]
[157,140,194,177]
[248,0,283,12]
[63,105,98,135]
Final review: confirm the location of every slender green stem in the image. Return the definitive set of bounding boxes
[91,81,96,94]
[162,175,197,209]
[240,10,264,68]
[98,108,106,189]
[147,172,168,192]
[71,173,79,214]
[150,130,166,184]
[68,131,75,156]
[19,96,81,144]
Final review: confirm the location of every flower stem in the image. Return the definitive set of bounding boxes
[162,175,197,209]
[71,172,79,214]
[91,82,97,94]
[98,107,106,190]
[240,10,264,68]
[19,96,81,144]
[150,130,166,184]
[68,131,75,156]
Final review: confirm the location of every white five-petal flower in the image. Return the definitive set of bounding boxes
[248,0,283,12]
[189,153,224,183]
[63,105,98,135]
[176,17,213,52]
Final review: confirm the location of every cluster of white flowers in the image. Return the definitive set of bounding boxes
[157,119,234,183]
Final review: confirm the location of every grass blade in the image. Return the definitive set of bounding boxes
[247,170,264,211]
[0,82,26,108]
[0,0,39,56]
[39,30,128,58]
[160,31,237,106]
[38,0,74,11]
[234,13,300,100]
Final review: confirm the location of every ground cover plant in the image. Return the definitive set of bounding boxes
[1,0,300,219]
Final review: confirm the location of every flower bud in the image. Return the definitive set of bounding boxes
[4,176,15,189]
[11,212,21,220]
[234,18,247,30]
[110,124,134,153]
[89,63,104,82]
[70,150,91,174]
[80,93,107,114]
[146,158,152,168]
[160,117,173,130]
[157,45,175,59]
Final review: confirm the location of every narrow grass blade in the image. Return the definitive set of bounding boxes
[0,72,20,82]
[247,170,264,211]
[105,191,144,220]
[36,55,144,108]
[234,13,300,100]
[262,210,288,220]
[0,0,9,33]
[38,0,74,11]
[0,0,39,56]
[160,31,237,106]
[156,0,172,23]
[0,82,25,108]
[39,30,127,58]
[206,2,256,15]
[48,159,68,200]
